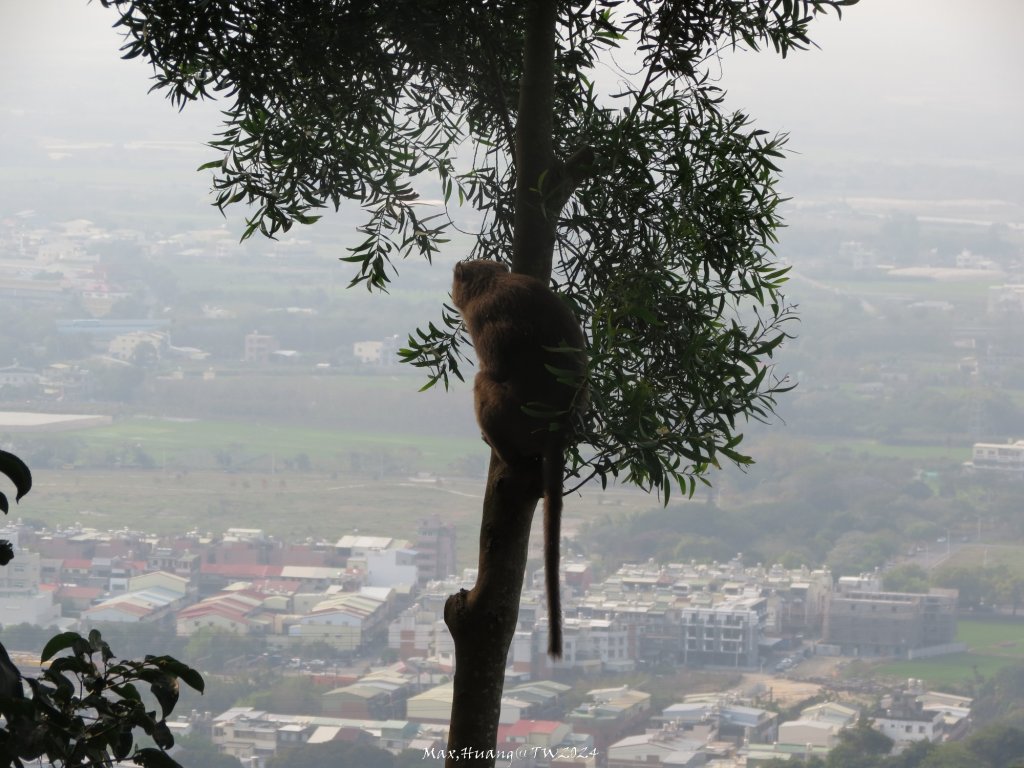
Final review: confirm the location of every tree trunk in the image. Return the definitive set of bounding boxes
[444,455,541,766]
[444,2,558,766]
[512,0,558,282]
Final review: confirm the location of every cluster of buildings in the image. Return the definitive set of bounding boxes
[0,214,400,390]
[387,557,960,678]
[0,517,456,657]
[0,516,971,766]
[0,217,131,313]
[0,517,962,674]
[0,218,206,379]
[162,676,973,767]
[987,283,1024,315]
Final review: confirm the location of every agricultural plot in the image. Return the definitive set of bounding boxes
[874,619,1024,688]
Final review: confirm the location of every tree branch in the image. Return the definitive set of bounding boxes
[546,145,598,217]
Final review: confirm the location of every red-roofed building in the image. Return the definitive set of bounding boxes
[83,595,171,624]
[277,543,341,568]
[56,585,104,616]
[176,603,258,636]
[497,719,572,752]
[61,558,93,580]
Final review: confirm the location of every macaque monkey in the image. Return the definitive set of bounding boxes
[451,259,587,658]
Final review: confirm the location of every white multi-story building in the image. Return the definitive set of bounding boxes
[363,548,419,589]
[678,597,768,668]
[0,550,63,628]
[970,440,1024,474]
[873,710,943,744]
[556,617,634,670]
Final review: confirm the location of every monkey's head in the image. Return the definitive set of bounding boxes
[451,260,510,310]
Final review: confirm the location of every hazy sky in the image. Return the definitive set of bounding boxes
[722,0,1024,168]
[2,1,1022,193]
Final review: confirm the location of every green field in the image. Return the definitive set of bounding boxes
[805,273,995,305]
[76,416,482,474]
[808,438,967,463]
[19,413,489,563]
[873,619,1024,688]
[30,468,487,559]
[25,465,654,574]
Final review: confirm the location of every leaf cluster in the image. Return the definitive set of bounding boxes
[402,0,840,498]
[0,450,31,565]
[97,0,854,498]
[99,0,527,285]
[0,630,204,768]
[559,91,796,498]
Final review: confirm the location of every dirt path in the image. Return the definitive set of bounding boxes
[740,673,823,707]
[738,656,851,707]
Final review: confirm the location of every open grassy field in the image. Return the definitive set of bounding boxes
[4,383,663,568]
[872,619,1024,688]
[24,462,657,573]
[30,468,491,563]
[807,438,967,463]
[801,271,996,306]
[74,416,483,475]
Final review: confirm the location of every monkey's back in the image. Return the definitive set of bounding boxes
[469,273,584,401]
[453,262,586,459]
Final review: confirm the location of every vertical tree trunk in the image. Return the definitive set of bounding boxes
[443,456,540,766]
[512,0,558,280]
[444,2,558,766]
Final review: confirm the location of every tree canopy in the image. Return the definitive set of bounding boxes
[98,0,856,499]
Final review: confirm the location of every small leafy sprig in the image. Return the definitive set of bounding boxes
[0,630,204,768]
[0,449,31,567]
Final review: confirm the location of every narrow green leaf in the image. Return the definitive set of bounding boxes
[133,747,182,768]
[41,631,84,663]
[0,449,32,503]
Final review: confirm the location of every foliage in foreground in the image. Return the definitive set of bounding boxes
[0,630,204,768]
[0,450,32,566]
[1,453,204,768]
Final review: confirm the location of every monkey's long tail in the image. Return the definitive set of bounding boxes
[542,445,564,659]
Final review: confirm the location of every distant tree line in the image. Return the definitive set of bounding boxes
[580,450,1024,580]
[885,564,1024,614]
